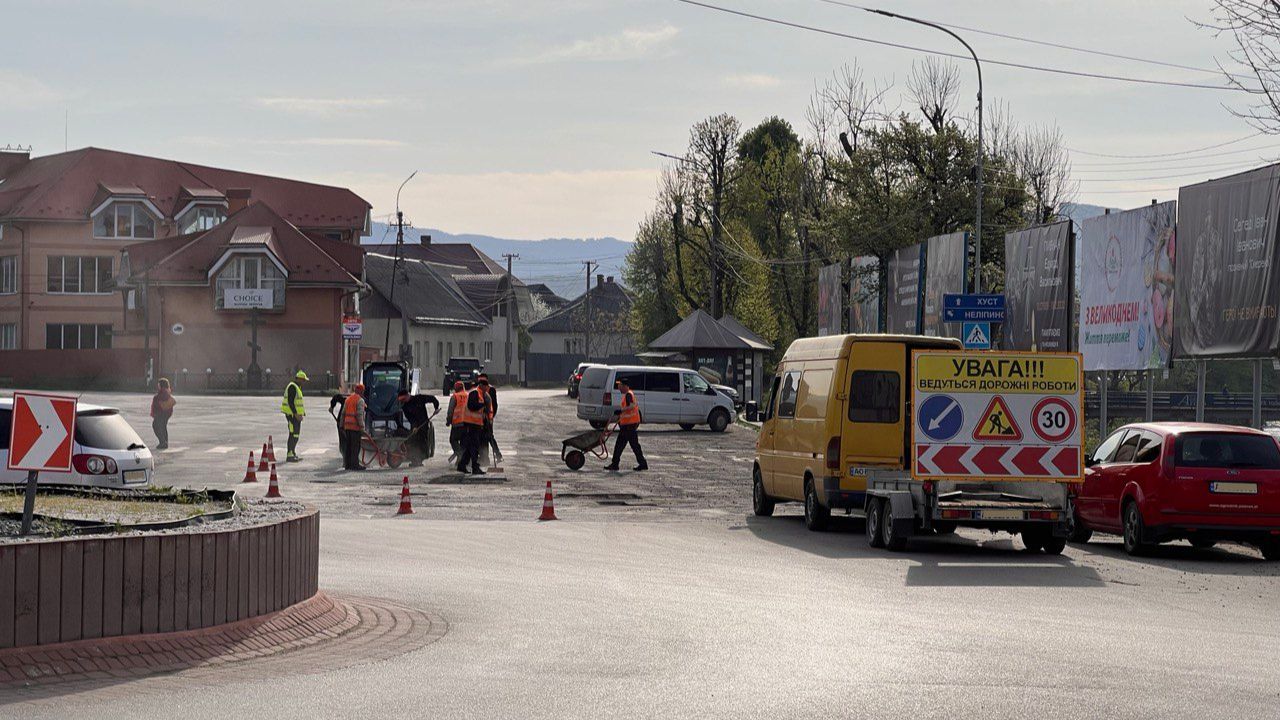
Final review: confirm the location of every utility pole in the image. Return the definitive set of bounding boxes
[581,260,597,361]
[502,252,519,383]
[384,171,417,364]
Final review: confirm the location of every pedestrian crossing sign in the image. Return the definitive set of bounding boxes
[972,396,1022,442]
[962,321,991,349]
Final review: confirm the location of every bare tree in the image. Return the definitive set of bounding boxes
[683,113,743,318]
[906,57,961,133]
[1199,1,1280,133]
[809,63,893,161]
[1016,123,1078,224]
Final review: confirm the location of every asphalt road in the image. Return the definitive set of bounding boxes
[4,388,1279,718]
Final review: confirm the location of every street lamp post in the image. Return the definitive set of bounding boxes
[867,8,984,293]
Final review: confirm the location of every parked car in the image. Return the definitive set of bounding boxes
[567,362,599,399]
[0,400,154,488]
[712,383,742,411]
[442,357,483,392]
[576,365,736,432]
[1071,422,1280,559]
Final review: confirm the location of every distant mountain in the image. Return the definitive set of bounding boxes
[1059,202,1116,225]
[363,224,631,298]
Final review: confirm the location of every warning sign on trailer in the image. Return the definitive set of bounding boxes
[912,350,1083,482]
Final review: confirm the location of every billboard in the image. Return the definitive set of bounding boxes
[887,243,923,334]
[1175,164,1280,357]
[921,232,967,337]
[849,255,880,333]
[1078,201,1176,371]
[817,262,843,336]
[1004,220,1074,351]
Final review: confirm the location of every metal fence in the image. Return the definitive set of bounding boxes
[525,353,641,384]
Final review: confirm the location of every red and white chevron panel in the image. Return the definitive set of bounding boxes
[915,444,1079,479]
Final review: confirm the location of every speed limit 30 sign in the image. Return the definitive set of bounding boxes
[1032,396,1076,443]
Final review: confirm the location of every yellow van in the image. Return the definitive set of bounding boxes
[753,333,961,530]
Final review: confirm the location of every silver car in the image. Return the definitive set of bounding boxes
[0,400,154,487]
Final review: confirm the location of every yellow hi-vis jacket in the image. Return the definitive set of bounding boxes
[281,382,305,417]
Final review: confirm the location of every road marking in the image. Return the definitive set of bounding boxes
[162,447,189,453]
[541,451,561,456]
[206,446,237,454]
[301,447,329,455]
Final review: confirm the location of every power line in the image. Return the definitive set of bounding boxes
[1072,143,1280,168]
[814,0,1250,81]
[674,0,1250,92]
[1067,132,1265,159]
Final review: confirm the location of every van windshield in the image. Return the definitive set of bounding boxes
[581,367,611,390]
[1175,433,1280,469]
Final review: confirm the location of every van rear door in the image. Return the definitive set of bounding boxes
[841,341,907,469]
[1168,432,1280,519]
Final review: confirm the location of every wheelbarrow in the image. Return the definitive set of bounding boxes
[561,423,615,471]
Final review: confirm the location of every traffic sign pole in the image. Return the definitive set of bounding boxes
[20,470,37,536]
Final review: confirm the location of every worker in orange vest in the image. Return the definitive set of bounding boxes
[341,383,367,471]
[445,380,467,465]
[456,378,489,475]
[605,377,647,471]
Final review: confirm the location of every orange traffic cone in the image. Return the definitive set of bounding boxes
[266,463,281,498]
[538,480,558,521]
[242,451,258,483]
[264,436,277,463]
[396,476,414,515]
[257,444,269,472]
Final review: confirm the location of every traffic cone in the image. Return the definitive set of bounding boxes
[266,463,282,498]
[264,436,276,463]
[538,480,558,522]
[257,444,269,472]
[396,476,414,515]
[242,451,258,483]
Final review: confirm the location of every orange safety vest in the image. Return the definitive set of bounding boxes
[618,390,641,426]
[485,389,495,422]
[461,389,486,426]
[450,390,468,425]
[342,393,364,431]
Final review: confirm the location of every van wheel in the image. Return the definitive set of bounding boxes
[1042,536,1067,555]
[1022,530,1046,553]
[866,499,886,548]
[1122,501,1150,556]
[708,409,730,433]
[679,423,696,431]
[803,479,830,531]
[752,467,774,517]
[881,499,907,551]
[589,420,608,430]
[933,522,957,535]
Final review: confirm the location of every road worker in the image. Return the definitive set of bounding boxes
[328,390,348,460]
[605,377,647,471]
[396,389,440,466]
[456,378,489,475]
[476,373,503,465]
[445,380,467,465]
[281,370,308,462]
[341,383,367,471]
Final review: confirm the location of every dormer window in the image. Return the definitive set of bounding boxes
[93,201,156,240]
[213,253,286,310]
[178,205,227,234]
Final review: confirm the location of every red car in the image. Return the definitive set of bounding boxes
[1070,422,1280,559]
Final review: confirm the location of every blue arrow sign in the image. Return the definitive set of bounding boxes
[917,394,964,442]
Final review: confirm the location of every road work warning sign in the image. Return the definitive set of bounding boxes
[912,351,1083,482]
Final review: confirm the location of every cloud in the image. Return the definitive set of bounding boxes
[0,70,59,109]
[724,73,781,89]
[516,24,679,65]
[178,136,406,149]
[255,97,395,117]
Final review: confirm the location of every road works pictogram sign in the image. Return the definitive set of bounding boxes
[7,392,77,473]
[912,351,1083,482]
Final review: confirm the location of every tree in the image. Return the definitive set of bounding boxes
[1016,123,1078,225]
[1200,1,1280,133]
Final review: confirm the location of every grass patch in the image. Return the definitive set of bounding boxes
[0,492,229,525]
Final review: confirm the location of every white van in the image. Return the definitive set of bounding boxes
[576,365,736,432]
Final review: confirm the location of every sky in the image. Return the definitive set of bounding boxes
[1,0,1266,241]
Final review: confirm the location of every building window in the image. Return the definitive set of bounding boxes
[46,323,111,350]
[47,256,113,294]
[469,342,475,357]
[483,341,493,362]
[177,205,227,234]
[213,254,286,309]
[0,323,15,350]
[447,342,453,361]
[0,255,16,294]
[436,341,443,368]
[92,202,156,240]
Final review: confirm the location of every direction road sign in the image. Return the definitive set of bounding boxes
[962,321,991,349]
[943,293,1006,323]
[7,392,76,472]
[917,394,963,442]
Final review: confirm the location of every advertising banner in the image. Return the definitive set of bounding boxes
[1175,164,1280,357]
[849,256,880,333]
[887,243,923,334]
[921,232,967,337]
[1078,201,1176,371]
[223,288,273,309]
[1004,221,1074,351]
[817,262,843,336]
[911,351,1083,482]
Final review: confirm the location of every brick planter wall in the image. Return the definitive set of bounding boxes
[0,510,319,650]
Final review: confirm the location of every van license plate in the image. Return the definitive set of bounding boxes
[123,470,147,484]
[978,509,1024,520]
[1210,481,1257,495]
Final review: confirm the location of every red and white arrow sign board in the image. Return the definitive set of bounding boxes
[916,444,1079,478]
[7,392,77,473]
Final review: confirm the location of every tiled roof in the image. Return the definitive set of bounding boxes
[647,309,752,350]
[529,280,631,333]
[363,253,488,328]
[361,242,522,285]
[0,147,369,230]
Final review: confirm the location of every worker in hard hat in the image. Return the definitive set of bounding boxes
[341,383,368,471]
[281,370,309,462]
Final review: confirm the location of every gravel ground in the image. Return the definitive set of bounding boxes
[0,497,308,544]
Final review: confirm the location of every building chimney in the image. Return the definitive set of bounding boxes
[596,273,604,287]
[419,234,432,247]
[606,276,614,284]
[227,188,251,215]
[0,147,31,179]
